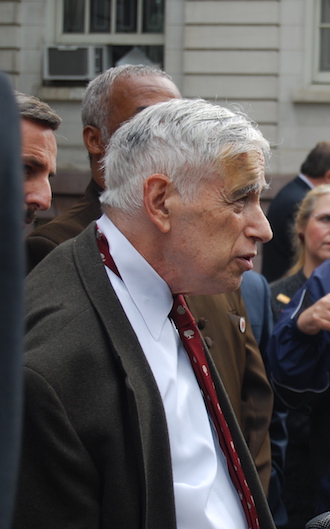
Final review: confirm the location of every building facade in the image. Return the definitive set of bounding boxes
[1,0,330,222]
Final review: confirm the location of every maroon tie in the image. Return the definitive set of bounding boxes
[96,225,259,529]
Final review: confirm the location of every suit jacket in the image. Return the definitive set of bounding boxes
[14,223,276,529]
[25,178,273,494]
[262,176,311,282]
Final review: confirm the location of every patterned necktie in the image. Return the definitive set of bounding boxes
[96,225,259,529]
[170,295,259,529]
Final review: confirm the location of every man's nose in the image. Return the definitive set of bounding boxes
[26,178,52,212]
[246,205,273,243]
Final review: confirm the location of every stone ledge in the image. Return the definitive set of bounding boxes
[293,86,330,104]
[37,86,86,101]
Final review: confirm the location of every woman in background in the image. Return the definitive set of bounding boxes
[269,184,330,529]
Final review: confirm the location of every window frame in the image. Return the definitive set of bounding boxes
[53,0,164,46]
[312,0,330,84]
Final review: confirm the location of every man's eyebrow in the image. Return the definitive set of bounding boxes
[231,181,270,200]
[23,156,45,169]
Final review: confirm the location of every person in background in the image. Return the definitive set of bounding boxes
[13,98,275,529]
[241,269,288,528]
[268,259,330,526]
[269,185,330,528]
[241,270,273,353]
[271,184,330,322]
[262,142,330,282]
[15,92,62,226]
[24,64,274,495]
[0,87,60,527]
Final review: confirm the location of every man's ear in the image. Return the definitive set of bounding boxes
[143,174,174,233]
[83,125,104,155]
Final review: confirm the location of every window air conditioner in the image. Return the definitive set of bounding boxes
[43,46,108,81]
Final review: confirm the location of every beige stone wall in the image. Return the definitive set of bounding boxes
[1,0,330,184]
[0,1,21,87]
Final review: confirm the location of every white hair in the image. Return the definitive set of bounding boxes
[81,64,172,143]
[100,98,271,213]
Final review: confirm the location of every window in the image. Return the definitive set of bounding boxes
[314,0,330,82]
[49,0,165,77]
[63,0,164,35]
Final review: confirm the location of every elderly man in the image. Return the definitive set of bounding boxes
[15,92,61,225]
[14,98,274,529]
[25,65,274,496]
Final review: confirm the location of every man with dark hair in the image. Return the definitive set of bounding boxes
[262,141,330,282]
[15,91,62,225]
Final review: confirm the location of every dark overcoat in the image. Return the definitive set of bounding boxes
[14,222,276,529]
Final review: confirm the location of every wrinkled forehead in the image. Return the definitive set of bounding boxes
[219,150,267,195]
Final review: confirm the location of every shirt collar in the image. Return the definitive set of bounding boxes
[97,213,173,341]
[298,173,314,189]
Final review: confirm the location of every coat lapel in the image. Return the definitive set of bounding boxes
[72,222,176,529]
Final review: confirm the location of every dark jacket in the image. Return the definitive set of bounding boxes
[25,178,273,494]
[14,223,276,529]
[25,178,102,274]
[262,176,311,282]
[268,259,330,401]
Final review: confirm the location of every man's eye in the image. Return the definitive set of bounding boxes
[23,164,32,176]
[236,195,248,203]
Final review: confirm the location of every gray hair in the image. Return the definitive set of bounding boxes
[15,92,62,130]
[81,64,173,143]
[100,97,271,213]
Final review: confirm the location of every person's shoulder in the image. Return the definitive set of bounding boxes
[187,290,242,316]
[275,175,308,195]
[270,270,305,294]
[29,198,100,244]
[268,176,309,211]
[242,269,267,286]
[270,270,307,320]
[241,270,269,296]
[27,222,96,278]
[27,178,102,245]
[305,260,330,298]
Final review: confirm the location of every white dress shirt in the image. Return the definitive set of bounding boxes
[97,214,247,529]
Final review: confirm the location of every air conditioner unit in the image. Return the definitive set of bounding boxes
[43,46,108,81]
